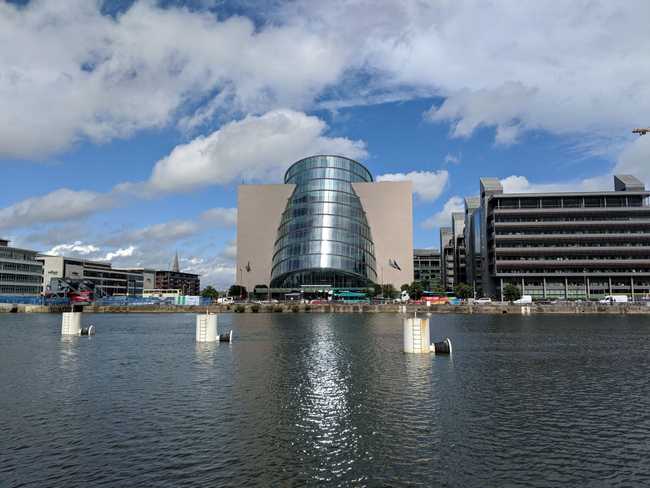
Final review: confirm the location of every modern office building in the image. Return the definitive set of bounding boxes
[153,252,200,296]
[451,212,467,286]
[38,255,148,296]
[154,270,200,296]
[413,249,442,290]
[0,239,43,296]
[237,155,413,292]
[439,227,454,291]
[475,174,650,300]
[464,196,482,297]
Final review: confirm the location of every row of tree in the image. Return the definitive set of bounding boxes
[201,281,522,302]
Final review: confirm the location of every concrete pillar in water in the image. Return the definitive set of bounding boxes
[403,316,430,353]
[61,312,82,335]
[196,313,218,342]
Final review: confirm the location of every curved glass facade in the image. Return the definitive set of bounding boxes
[270,155,377,288]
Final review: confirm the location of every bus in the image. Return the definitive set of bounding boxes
[332,290,369,304]
[419,291,461,305]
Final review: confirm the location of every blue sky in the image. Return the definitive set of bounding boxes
[1,0,649,287]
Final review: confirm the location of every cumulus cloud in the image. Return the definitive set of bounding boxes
[613,136,650,186]
[200,207,237,227]
[140,109,366,193]
[99,246,136,262]
[0,188,115,230]
[46,241,100,256]
[421,196,464,229]
[0,1,353,159]
[500,174,609,194]
[377,170,448,201]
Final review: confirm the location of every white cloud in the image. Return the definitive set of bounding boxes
[444,153,461,165]
[613,136,650,186]
[99,246,136,262]
[46,241,100,256]
[421,196,464,229]
[377,170,448,201]
[0,1,348,159]
[124,221,200,243]
[0,188,115,230]
[141,109,366,193]
[500,174,609,194]
[200,207,237,227]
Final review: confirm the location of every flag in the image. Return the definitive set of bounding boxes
[388,258,401,271]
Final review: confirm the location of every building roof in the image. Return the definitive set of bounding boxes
[464,196,480,209]
[614,174,645,192]
[414,248,441,256]
[480,177,503,193]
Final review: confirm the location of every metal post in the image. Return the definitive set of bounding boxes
[631,276,635,302]
[564,277,568,300]
[543,277,547,299]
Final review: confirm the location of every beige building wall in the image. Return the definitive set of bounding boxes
[354,181,414,288]
[236,184,294,291]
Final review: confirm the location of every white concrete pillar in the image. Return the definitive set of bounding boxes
[196,314,218,342]
[61,312,82,335]
[403,317,430,353]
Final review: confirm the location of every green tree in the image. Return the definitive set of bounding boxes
[382,284,397,299]
[400,283,410,292]
[503,283,522,302]
[454,282,473,300]
[228,284,248,299]
[201,286,219,299]
[408,281,424,300]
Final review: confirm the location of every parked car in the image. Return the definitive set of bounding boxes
[217,296,234,304]
[599,295,629,304]
[513,295,533,304]
[475,297,492,305]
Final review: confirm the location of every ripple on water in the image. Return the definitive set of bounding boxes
[1,313,650,487]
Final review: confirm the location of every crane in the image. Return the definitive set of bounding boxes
[632,128,650,135]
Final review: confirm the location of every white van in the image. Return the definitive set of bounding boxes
[599,295,629,304]
[514,295,533,304]
[217,296,234,304]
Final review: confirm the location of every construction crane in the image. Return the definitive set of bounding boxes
[632,128,650,135]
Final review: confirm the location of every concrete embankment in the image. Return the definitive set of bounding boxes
[3,302,650,314]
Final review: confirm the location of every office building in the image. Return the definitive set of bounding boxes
[413,249,442,290]
[476,174,650,300]
[439,227,454,291]
[38,255,149,296]
[154,270,200,296]
[237,155,413,292]
[451,212,467,286]
[0,238,43,296]
[464,196,482,297]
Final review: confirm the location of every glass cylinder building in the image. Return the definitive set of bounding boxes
[270,155,378,288]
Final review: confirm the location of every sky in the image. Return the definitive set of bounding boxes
[1,0,650,288]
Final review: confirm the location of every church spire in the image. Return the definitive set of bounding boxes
[172,251,180,272]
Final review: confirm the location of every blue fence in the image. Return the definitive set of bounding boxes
[0,295,213,307]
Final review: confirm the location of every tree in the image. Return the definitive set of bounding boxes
[382,284,397,299]
[371,283,383,298]
[454,282,473,300]
[201,286,219,299]
[400,283,410,292]
[228,284,248,299]
[408,281,424,300]
[503,283,522,302]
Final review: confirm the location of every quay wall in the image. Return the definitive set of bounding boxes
[3,302,650,314]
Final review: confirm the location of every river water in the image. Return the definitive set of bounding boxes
[1,313,649,487]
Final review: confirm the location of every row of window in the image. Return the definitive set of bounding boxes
[0,251,40,261]
[280,202,368,224]
[285,156,372,183]
[271,254,377,282]
[277,216,373,241]
[273,243,376,273]
[0,273,43,283]
[287,168,370,186]
[0,262,42,273]
[494,196,645,209]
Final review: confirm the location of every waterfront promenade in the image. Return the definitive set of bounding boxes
[3,302,650,315]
